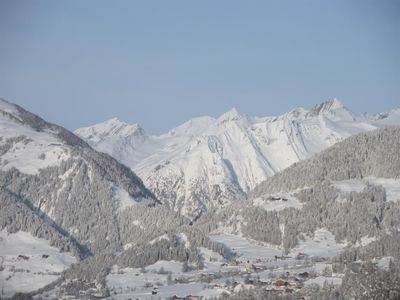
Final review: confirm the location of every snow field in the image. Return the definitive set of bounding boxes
[0,230,77,298]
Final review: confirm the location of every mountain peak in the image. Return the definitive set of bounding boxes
[105,117,127,125]
[310,98,348,115]
[75,118,145,140]
[218,107,244,122]
[312,98,344,114]
[309,98,356,121]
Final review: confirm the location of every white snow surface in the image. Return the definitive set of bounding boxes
[0,99,144,215]
[305,276,342,287]
[0,101,71,175]
[149,234,170,245]
[0,230,76,298]
[290,229,347,258]
[113,186,139,211]
[176,233,190,249]
[106,261,228,300]
[333,177,400,202]
[377,256,394,270]
[76,98,400,216]
[144,260,184,274]
[209,233,282,260]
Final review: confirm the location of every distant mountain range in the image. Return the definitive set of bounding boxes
[76,98,400,217]
[1,98,399,299]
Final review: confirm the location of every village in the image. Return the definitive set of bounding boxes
[1,229,344,300]
[102,246,341,300]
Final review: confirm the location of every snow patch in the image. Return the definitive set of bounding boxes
[149,234,170,245]
[176,233,190,249]
[377,256,394,270]
[357,236,377,247]
[145,260,183,274]
[290,228,346,258]
[333,177,400,202]
[305,276,342,287]
[123,243,133,251]
[332,179,366,193]
[0,230,76,298]
[113,187,138,211]
[209,233,281,260]
[0,116,71,175]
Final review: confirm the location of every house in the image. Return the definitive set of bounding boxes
[274,278,286,286]
[213,284,224,289]
[265,287,277,294]
[285,287,294,294]
[298,271,309,278]
[296,252,308,260]
[227,260,238,266]
[296,282,304,289]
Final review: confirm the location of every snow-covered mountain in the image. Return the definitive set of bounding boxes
[0,99,232,298]
[76,98,400,217]
[0,98,161,254]
[2,98,400,299]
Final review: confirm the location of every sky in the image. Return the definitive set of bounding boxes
[0,0,399,133]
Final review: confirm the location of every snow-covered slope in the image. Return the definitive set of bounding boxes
[199,127,400,261]
[0,230,76,298]
[0,98,202,295]
[0,98,159,256]
[0,101,71,174]
[76,98,400,217]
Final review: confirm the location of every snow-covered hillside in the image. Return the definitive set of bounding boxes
[0,101,71,174]
[76,98,400,217]
[0,98,162,294]
[0,100,156,253]
[0,230,76,298]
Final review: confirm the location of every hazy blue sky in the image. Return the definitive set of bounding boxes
[0,0,399,133]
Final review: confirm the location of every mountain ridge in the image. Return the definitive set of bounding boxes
[76,98,400,217]
[1,98,400,298]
